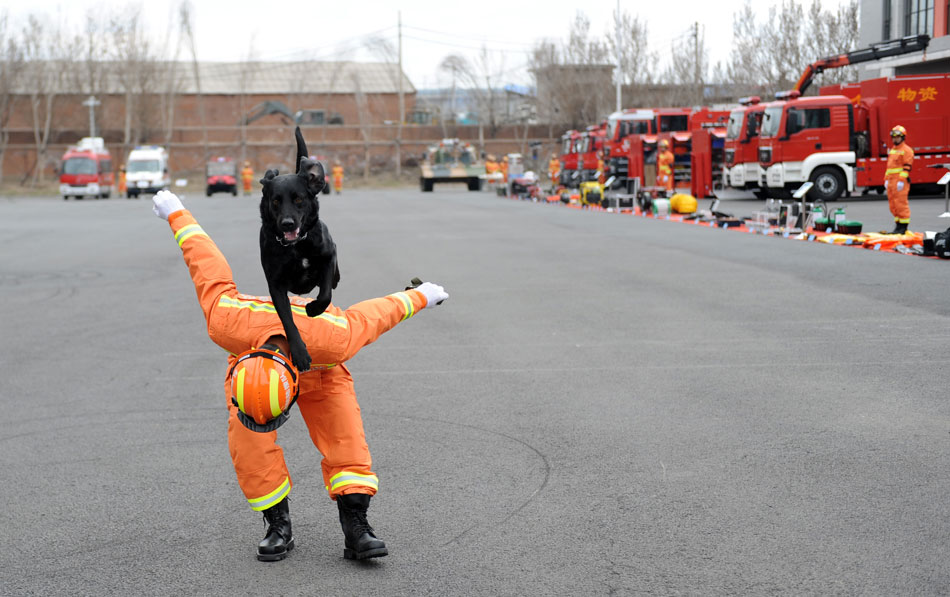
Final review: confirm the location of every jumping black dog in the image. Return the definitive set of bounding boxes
[259,126,339,371]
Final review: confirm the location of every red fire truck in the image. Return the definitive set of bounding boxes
[726,34,930,199]
[576,122,608,183]
[758,73,950,201]
[558,129,583,188]
[604,107,728,197]
[723,97,769,196]
[58,137,114,200]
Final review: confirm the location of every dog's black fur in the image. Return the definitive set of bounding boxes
[259,126,339,371]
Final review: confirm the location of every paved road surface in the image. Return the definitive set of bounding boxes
[1,188,948,595]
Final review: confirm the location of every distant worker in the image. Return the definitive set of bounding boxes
[332,161,345,194]
[501,155,509,184]
[596,155,606,185]
[548,153,561,189]
[485,155,500,177]
[656,139,674,196]
[241,161,254,196]
[118,164,127,198]
[883,125,913,234]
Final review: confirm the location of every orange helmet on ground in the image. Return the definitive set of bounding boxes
[890,125,907,138]
[228,346,299,433]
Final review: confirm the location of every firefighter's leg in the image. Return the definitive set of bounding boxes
[226,381,293,511]
[296,364,377,499]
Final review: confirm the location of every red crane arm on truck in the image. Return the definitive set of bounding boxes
[792,34,930,96]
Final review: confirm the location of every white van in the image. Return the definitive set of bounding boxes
[125,146,171,198]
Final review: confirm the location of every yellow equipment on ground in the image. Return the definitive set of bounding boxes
[669,193,698,214]
[580,181,604,206]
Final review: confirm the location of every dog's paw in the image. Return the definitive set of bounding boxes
[289,340,311,372]
[306,298,330,318]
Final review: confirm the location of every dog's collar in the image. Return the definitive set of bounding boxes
[276,232,308,247]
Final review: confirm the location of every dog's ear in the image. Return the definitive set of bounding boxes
[260,169,278,185]
[294,126,309,174]
[298,158,326,195]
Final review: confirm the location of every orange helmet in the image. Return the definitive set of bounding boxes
[659,139,670,148]
[228,347,299,433]
[890,125,907,138]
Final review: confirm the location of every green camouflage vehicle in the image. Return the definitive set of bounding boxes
[420,138,483,192]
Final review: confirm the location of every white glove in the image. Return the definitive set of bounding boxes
[896,181,905,191]
[883,180,888,190]
[152,190,184,220]
[415,282,448,308]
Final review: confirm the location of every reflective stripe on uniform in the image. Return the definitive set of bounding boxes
[235,368,246,412]
[885,167,904,175]
[216,295,348,329]
[328,470,379,493]
[248,476,291,511]
[388,291,415,321]
[175,224,207,247]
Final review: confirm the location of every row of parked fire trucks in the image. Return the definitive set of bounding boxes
[557,34,950,202]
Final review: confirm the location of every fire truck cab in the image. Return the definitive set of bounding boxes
[724,97,767,194]
[758,74,950,201]
[59,137,114,200]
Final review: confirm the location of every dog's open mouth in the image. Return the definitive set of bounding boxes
[283,228,301,242]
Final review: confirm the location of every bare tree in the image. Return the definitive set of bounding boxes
[530,13,613,129]
[0,11,26,185]
[664,22,709,106]
[179,1,207,161]
[607,8,654,86]
[366,35,404,175]
[21,15,74,186]
[436,48,506,155]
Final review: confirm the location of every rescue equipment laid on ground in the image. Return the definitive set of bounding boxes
[835,221,863,234]
[669,193,698,214]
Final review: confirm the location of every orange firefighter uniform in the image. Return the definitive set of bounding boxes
[548,155,560,188]
[118,167,127,198]
[164,210,427,511]
[884,136,913,227]
[656,142,674,193]
[596,157,606,185]
[501,156,509,183]
[485,156,500,176]
[331,164,344,194]
[241,163,254,195]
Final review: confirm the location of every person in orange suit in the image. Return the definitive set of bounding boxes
[150,190,449,563]
[331,161,344,194]
[241,161,254,196]
[883,125,913,234]
[117,164,127,198]
[596,154,606,185]
[485,154,500,180]
[656,139,674,196]
[501,155,509,183]
[548,153,561,190]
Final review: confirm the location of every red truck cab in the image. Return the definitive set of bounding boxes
[578,122,607,183]
[559,130,583,188]
[724,98,767,194]
[59,137,114,200]
[759,74,950,201]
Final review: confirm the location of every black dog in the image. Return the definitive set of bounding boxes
[259,126,339,371]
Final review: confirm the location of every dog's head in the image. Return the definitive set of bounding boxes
[259,127,327,243]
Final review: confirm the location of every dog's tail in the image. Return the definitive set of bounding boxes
[294,126,308,174]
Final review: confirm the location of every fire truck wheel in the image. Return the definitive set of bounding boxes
[809,167,845,202]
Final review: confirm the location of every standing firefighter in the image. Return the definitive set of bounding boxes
[548,153,561,190]
[332,161,344,194]
[241,161,254,196]
[656,139,674,196]
[884,125,914,234]
[149,190,449,562]
[117,164,127,198]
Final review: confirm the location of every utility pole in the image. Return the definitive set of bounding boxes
[615,0,621,112]
[82,96,100,137]
[397,10,404,178]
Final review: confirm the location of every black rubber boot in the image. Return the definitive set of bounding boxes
[885,222,909,234]
[337,493,388,560]
[258,498,294,561]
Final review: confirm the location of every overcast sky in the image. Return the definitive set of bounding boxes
[8,0,854,89]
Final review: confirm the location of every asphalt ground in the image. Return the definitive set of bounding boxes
[1,186,949,596]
